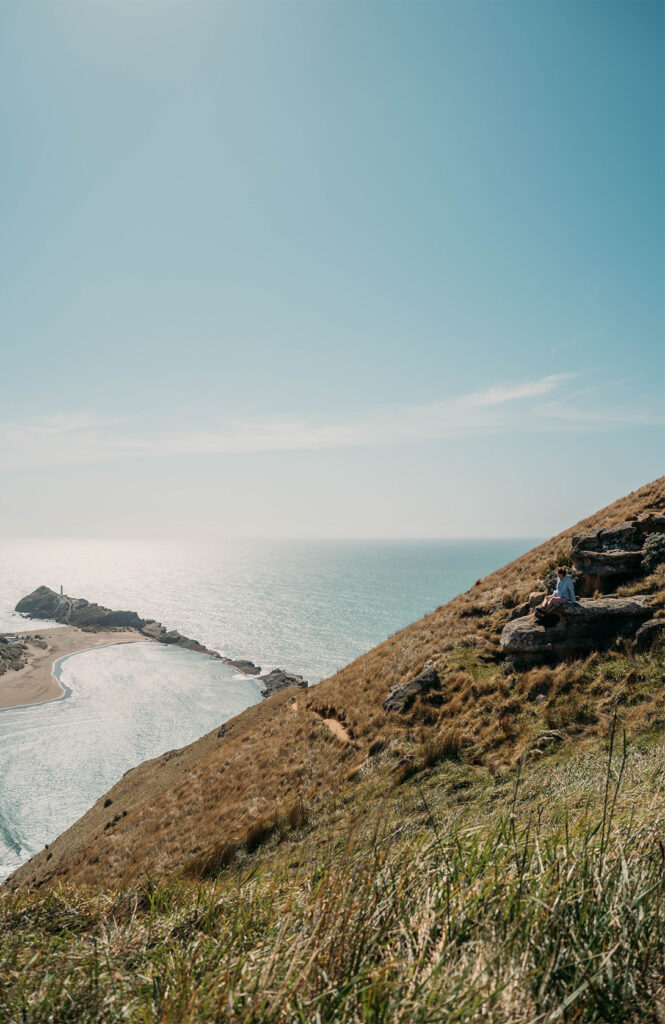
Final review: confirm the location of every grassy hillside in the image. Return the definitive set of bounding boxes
[3,717,665,1022]
[8,477,664,892]
[2,478,665,1022]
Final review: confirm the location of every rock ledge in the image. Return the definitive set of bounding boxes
[500,596,654,666]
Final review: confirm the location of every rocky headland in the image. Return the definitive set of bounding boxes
[15,586,222,658]
[14,586,308,697]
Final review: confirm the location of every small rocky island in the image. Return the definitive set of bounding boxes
[14,586,308,698]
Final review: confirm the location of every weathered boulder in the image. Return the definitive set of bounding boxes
[383,660,440,712]
[570,548,643,593]
[159,630,183,644]
[633,619,665,652]
[508,591,550,622]
[632,514,665,537]
[500,596,654,666]
[572,522,643,553]
[508,601,530,621]
[571,516,665,594]
[259,668,308,698]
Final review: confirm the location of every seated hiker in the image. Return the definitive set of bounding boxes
[537,566,576,614]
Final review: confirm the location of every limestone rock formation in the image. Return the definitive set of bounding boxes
[571,516,665,594]
[634,513,665,536]
[258,668,308,698]
[383,660,440,712]
[571,547,643,594]
[500,597,654,666]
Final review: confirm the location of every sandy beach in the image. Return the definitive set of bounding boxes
[0,627,143,711]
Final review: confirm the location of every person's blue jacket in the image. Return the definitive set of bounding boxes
[554,575,576,602]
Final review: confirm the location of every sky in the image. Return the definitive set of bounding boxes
[0,0,663,539]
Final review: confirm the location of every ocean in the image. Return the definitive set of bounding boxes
[0,536,537,880]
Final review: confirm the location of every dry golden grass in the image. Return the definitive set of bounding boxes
[7,476,665,892]
[6,729,665,1023]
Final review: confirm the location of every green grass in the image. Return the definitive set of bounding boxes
[3,721,665,1023]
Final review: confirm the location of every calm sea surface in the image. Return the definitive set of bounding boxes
[0,537,537,880]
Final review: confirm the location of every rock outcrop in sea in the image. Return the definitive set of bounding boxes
[258,668,308,698]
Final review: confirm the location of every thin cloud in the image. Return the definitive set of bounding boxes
[465,373,579,407]
[0,373,659,470]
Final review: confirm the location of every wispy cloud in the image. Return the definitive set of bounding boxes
[1,373,660,471]
[464,373,578,407]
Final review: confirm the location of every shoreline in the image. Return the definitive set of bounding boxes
[3,585,310,711]
[13,586,308,692]
[0,627,144,712]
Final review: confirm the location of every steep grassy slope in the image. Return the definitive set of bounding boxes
[6,477,665,893]
[3,720,665,1022]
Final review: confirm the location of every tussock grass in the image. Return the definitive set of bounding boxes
[7,478,665,893]
[4,480,665,1021]
[3,725,665,1022]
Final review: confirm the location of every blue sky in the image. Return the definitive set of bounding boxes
[1,1,662,538]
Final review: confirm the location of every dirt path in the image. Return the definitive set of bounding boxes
[298,700,351,743]
[320,717,351,743]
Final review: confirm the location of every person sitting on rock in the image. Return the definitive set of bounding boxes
[537,567,576,615]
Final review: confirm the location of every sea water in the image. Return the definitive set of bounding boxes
[0,536,537,880]
[0,643,261,880]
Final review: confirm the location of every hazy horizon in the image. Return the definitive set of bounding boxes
[2,1,662,540]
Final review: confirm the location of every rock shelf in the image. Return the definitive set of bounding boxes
[571,514,665,594]
[500,596,654,666]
